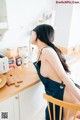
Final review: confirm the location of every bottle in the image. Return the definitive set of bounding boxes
[17,46,29,67]
[15,55,22,67]
[22,47,29,67]
[5,48,16,70]
[30,47,37,62]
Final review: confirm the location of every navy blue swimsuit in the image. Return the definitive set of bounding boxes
[33,55,65,120]
[33,46,80,120]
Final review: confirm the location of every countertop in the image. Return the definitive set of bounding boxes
[0,62,40,103]
[0,51,80,103]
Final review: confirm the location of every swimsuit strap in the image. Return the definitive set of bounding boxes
[37,46,50,63]
[33,46,49,77]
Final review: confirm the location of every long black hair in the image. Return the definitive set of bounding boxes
[33,24,70,73]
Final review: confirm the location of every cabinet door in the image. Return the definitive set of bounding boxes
[19,82,47,120]
[13,94,20,120]
[0,94,19,120]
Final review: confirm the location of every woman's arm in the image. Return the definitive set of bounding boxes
[43,47,80,100]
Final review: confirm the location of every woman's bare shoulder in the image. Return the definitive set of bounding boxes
[42,46,57,58]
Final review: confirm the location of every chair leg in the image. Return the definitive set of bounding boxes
[45,103,53,120]
[45,106,50,120]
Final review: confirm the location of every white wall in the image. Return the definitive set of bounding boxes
[68,4,80,47]
[6,0,55,29]
[1,0,80,53]
[54,3,73,48]
[0,0,55,53]
[54,3,80,49]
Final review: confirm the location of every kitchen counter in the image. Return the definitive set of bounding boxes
[0,51,80,103]
[0,62,40,103]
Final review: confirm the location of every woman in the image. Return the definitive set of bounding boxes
[30,24,80,120]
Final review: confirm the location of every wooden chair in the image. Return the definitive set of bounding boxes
[43,93,80,120]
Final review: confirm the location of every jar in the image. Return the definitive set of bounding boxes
[17,46,29,67]
[15,56,22,67]
[5,48,17,69]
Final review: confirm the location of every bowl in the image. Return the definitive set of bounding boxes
[0,74,7,88]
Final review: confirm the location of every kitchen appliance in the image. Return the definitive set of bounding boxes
[0,54,9,74]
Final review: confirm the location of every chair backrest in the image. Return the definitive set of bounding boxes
[43,93,80,120]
